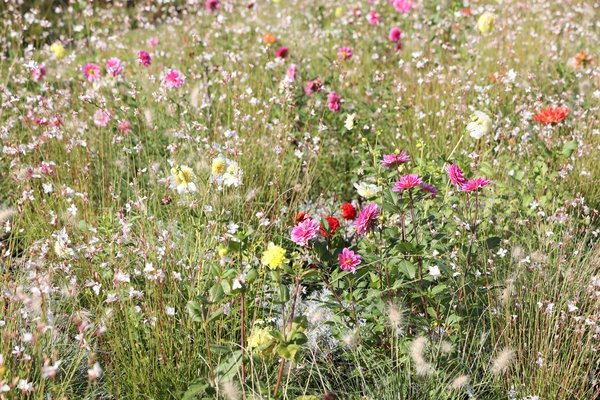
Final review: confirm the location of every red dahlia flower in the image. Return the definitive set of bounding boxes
[534,106,569,124]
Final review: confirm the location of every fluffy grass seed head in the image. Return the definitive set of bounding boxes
[490,348,515,375]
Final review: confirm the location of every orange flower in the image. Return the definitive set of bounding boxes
[575,50,592,69]
[534,106,570,124]
[263,33,277,44]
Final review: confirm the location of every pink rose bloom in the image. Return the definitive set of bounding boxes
[338,248,361,273]
[327,91,341,112]
[445,164,468,187]
[206,0,219,11]
[367,11,380,25]
[118,120,132,135]
[392,174,422,191]
[419,183,439,199]
[162,69,185,89]
[460,178,491,192]
[291,218,319,246]
[381,151,410,168]
[276,46,289,59]
[138,51,151,66]
[389,27,402,42]
[337,47,353,60]
[94,109,111,127]
[83,63,101,82]
[355,203,380,235]
[305,78,323,96]
[148,37,159,48]
[286,65,297,82]
[392,0,414,13]
[106,58,123,77]
[32,65,46,82]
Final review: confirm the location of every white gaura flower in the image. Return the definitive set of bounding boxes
[170,165,197,194]
[345,113,356,130]
[354,181,382,199]
[466,111,492,140]
[428,265,441,280]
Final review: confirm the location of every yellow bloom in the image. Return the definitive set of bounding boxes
[171,165,196,194]
[247,325,274,350]
[335,7,343,18]
[217,245,228,258]
[50,42,65,59]
[261,242,288,269]
[211,157,226,175]
[476,12,495,34]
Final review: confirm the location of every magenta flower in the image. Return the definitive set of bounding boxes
[287,65,297,82]
[106,58,123,77]
[32,65,46,82]
[445,164,468,187]
[276,46,289,59]
[291,218,319,246]
[381,151,410,168]
[338,248,361,273]
[389,27,402,42]
[419,183,438,198]
[83,63,101,82]
[206,0,219,11]
[460,178,491,192]
[355,203,380,235]
[118,120,132,135]
[305,78,323,96]
[162,69,185,89]
[367,11,380,25]
[392,0,414,13]
[138,51,151,66]
[337,47,353,60]
[93,109,111,127]
[392,174,422,191]
[327,92,341,112]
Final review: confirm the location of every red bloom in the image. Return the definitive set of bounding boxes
[319,216,340,237]
[292,212,309,223]
[341,203,357,220]
[276,46,289,58]
[534,106,569,124]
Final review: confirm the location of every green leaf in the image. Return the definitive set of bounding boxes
[187,301,205,323]
[485,236,501,250]
[560,140,577,157]
[181,380,209,400]
[397,260,417,279]
[216,350,242,379]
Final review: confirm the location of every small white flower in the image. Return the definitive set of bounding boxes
[354,181,382,199]
[428,265,441,279]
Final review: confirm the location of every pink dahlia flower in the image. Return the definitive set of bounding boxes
[291,218,319,246]
[162,69,185,89]
[106,58,123,77]
[460,177,491,192]
[445,164,468,187]
[327,91,341,112]
[338,248,361,273]
[392,174,422,191]
[83,63,101,82]
[138,51,151,66]
[355,203,380,235]
[389,27,402,42]
[338,47,353,60]
[381,151,410,168]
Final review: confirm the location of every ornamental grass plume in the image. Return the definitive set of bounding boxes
[490,348,515,375]
[386,302,405,335]
[410,336,433,376]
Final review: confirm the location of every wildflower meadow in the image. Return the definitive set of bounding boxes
[0,1,598,399]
